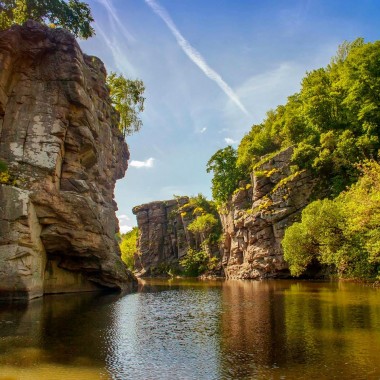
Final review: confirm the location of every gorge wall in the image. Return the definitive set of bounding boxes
[0,21,136,299]
[133,197,220,277]
[221,147,316,279]
[132,148,316,279]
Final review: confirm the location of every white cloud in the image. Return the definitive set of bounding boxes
[117,213,134,234]
[195,127,207,134]
[117,214,130,221]
[145,0,250,117]
[224,137,238,145]
[120,225,133,234]
[129,157,155,168]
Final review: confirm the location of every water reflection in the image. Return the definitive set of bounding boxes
[0,292,121,379]
[0,280,380,379]
[219,281,380,379]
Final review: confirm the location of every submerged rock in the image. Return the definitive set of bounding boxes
[0,21,136,299]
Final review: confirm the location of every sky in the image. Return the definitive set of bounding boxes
[79,0,380,233]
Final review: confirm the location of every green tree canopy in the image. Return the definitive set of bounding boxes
[283,160,380,279]
[235,38,380,196]
[206,146,245,204]
[119,227,138,271]
[0,0,95,39]
[107,72,145,137]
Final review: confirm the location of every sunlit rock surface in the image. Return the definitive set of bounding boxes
[0,21,136,299]
[133,197,221,277]
[221,147,316,279]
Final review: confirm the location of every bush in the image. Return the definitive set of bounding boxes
[180,248,210,277]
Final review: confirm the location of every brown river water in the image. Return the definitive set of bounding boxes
[0,279,380,379]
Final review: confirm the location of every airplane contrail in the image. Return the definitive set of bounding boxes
[145,0,250,117]
[97,0,136,43]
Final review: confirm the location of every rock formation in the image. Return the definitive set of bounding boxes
[0,21,136,300]
[132,149,316,279]
[133,197,221,277]
[221,147,316,279]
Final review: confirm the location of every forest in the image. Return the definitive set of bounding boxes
[207,39,380,280]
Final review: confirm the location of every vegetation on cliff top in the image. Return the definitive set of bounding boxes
[207,38,380,280]
[176,194,221,276]
[0,0,95,38]
[206,146,246,204]
[236,38,380,197]
[107,72,145,137]
[0,2,145,139]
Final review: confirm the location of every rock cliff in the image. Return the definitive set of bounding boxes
[221,147,316,279]
[0,21,136,299]
[132,197,221,277]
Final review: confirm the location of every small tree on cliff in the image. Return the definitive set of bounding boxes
[107,72,145,137]
[0,0,95,39]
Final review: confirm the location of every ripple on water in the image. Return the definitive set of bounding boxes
[105,286,222,380]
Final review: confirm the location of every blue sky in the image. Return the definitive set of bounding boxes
[79,0,379,233]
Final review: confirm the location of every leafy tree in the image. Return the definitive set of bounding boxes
[235,38,380,197]
[283,160,380,279]
[119,227,138,270]
[179,248,210,277]
[0,0,95,39]
[187,213,220,248]
[107,72,145,137]
[282,199,344,276]
[206,146,245,204]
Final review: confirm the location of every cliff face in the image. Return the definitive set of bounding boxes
[132,197,220,277]
[0,21,136,299]
[221,147,316,279]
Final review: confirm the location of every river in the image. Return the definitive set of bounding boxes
[0,279,379,379]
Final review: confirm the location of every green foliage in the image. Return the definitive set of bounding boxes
[0,160,7,173]
[235,38,380,197]
[179,248,210,277]
[0,160,10,184]
[107,72,145,137]
[119,227,138,271]
[0,160,18,185]
[283,161,380,279]
[206,146,246,204]
[0,0,95,39]
[178,193,222,245]
[187,213,219,239]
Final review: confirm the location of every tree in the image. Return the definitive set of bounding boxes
[206,146,245,204]
[187,213,219,246]
[282,199,344,276]
[235,38,380,197]
[283,161,380,279]
[0,0,95,39]
[107,72,145,137]
[119,227,138,270]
